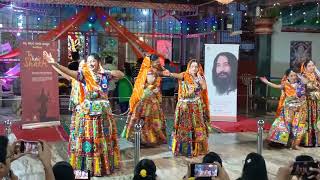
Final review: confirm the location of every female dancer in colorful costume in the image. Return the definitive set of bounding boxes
[123,69,166,146]
[122,54,169,145]
[299,60,320,147]
[43,51,124,176]
[166,59,211,157]
[52,60,86,166]
[260,69,307,149]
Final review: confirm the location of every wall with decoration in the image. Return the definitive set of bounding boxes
[271,20,320,77]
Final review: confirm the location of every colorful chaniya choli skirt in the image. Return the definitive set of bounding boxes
[301,98,320,147]
[171,97,209,157]
[267,99,307,147]
[69,98,120,176]
[122,96,167,146]
[68,105,80,155]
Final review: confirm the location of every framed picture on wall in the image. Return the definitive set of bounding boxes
[156,39,172,61]
[290,41,312,68]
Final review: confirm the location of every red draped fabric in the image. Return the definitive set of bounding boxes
[0,49,20,59]
[39,7,91,41]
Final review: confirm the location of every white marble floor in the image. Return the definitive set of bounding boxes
[11,132,320,180]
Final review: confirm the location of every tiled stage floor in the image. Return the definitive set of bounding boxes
[2,107,319,180]
[10,132,320,180]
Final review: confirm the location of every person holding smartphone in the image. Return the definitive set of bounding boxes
[0,136,55,180]
[277,155,320,180]
[183,152,230,180]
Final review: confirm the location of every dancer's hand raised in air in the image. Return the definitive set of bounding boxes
[43,51,55,64]
[259,77,269,84]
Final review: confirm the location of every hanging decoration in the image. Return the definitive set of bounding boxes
[38,7,90,41]
[14,0,197,12]
[281,2,320,32]
[216,0,234,5]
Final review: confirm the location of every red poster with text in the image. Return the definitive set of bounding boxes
[20,41,60,124]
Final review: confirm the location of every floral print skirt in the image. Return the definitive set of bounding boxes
[267,99,307,147]
[122,96,167,146]
[69,100,120,176]
[171,97,209,157]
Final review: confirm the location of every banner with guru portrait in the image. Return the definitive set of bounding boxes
[20,41,60,128]
[205,44,239,122]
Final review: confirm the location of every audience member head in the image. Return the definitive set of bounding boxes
[68,61,80,71]
[133,159,157,180]
[53,161,75,180]
[164,59,171,65]
[105,55,114,64]
[194,152,223,180]
[239,152,268,180]
[202,152,222,166]
[295,155,315,180]
[124,62,132,76]
[0,136,11,178]
[137,57,144,64]
[295,155,314,162]
[71,51,80,62]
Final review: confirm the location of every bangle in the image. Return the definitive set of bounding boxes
[169,73,173,77]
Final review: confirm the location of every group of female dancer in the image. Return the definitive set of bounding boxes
[43,51,211,177]
[260,59,320,149]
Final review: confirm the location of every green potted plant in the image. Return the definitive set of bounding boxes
[255,6,281,34]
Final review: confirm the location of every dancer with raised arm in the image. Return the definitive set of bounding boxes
[122,69,166,146]
[123,54,169,144]
[43,51,124,176]
[299,60,320,147]
[260,68,307,149]
[52,59,87,168]
[165,59,211,157]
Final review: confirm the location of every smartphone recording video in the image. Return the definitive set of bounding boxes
[74,170,90,180]
[291,161,320,176]
[191,163,218,177]
[20,141,42,155]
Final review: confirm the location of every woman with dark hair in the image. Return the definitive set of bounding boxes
[165,59,211,157]
[260,68,307,149]
[122,69,166,146]
[299,59,320,147]
[133,159,157,180]
[129,54,168,115]
[237,152,268,180]
[125,54,168,147]
[43,51,124,176]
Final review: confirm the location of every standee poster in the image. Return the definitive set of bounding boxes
[205,44,239,122]
[20,41,60,127]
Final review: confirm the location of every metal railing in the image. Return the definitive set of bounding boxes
[257,120,265,155]
[240,74,257,114]
[134,119,144,166]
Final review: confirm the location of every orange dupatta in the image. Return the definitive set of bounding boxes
[275,76,297,117]
[76,63,100,103]
[178,61,210,117]
[129,56,161,113]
